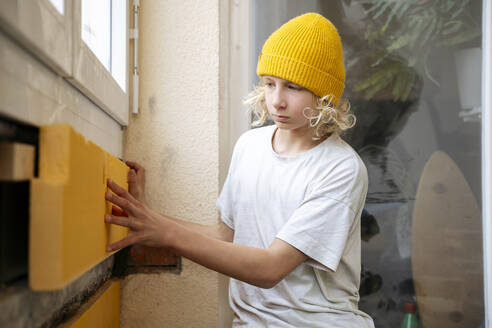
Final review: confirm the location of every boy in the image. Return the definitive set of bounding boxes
[106,13,375,327]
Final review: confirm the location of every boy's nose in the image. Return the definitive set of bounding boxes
[272,89,287,109]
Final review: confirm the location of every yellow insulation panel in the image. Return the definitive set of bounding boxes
[30,124,129,290]
[60,280,120,328]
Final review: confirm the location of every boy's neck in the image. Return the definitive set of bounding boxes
[272,126,328,156]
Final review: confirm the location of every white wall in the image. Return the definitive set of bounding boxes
[121,1,221,326]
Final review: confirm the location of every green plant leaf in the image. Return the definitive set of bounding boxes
[418,16,437,48]
[442,20,463,36]
[371,52,391,67]
[363,75,394,99]
[373,0,393,19]
[354,69,390,91]
[401,71,416,101]
[355,61,401,99]
[407,56,417,68]
[382,1,401,30]
[436,27,481,46]
[392,71,407,101]
[451,0,471,19]
[364,1,385,15]
[423,54,440,88]
[387,34,412,52]
[353,0,477,100]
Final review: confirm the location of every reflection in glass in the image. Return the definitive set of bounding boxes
[336,0,483,326]
[111,0,127,92]
[81,0,127,92]
[82,0,111,70]
[252,1,484,327]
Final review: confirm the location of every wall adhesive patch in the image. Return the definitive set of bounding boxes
[30,124,129,291]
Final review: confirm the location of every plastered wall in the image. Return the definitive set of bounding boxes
[122,1,221,327]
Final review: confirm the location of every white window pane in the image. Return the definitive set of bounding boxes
[48,0,64,14]
[111,0,127,92]
[82,0,111,70]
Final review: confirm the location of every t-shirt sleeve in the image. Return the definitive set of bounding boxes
[216,168,235,230]
[276,154,368,272]
[276,194,356,272]
[216,134,247,230]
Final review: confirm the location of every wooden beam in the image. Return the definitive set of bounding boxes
[0,141,35,181]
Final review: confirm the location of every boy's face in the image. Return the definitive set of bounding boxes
[263,76,315,132]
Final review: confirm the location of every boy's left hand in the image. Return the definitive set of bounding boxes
[105,178,169,252]
[126,160,147,204]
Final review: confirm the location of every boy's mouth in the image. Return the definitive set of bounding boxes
[272,114,289,122]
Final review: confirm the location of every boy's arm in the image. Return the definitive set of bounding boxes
[111,202,233,242]
[168,227,307,288]
[105,179,306,288]
[168,218,234,242]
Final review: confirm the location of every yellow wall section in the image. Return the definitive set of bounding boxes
[30,124,129,291]
[60,281,120,328]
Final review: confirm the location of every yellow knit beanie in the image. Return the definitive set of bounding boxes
[257,13,345,105]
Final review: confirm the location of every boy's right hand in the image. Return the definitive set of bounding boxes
[126,160,147,204]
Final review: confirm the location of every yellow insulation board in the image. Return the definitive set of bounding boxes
[30,124,129,290]
[60,280,120,328]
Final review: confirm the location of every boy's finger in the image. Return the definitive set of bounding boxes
[126,161,144,172]
[105,214,134,229]
[105,190,138,217]
[106,234,139,253]
[107,179,138,203]
[111,205,128,217]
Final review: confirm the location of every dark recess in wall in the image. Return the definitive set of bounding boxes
[0,115,38,285]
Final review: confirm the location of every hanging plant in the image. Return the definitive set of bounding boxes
[350,0,480,101]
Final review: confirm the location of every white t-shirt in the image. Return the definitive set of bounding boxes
[216,125,374,328]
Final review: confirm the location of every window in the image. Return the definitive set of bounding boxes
[0,0,130,126]
[70,0,129,125]
[82,0,127,92]
[82,0,111,71]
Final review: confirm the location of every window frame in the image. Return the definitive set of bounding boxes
[482,0,492,326]
[68,0,129,126]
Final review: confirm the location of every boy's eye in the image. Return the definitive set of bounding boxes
[288,85,301,90]
[265,82,274,88]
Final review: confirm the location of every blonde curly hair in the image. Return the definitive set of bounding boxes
[243,81,356,140]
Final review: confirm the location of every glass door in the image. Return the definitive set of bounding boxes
[329,1,484,326]
[252,0,486,326]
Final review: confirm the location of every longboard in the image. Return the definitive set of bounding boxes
[412,151,483,327]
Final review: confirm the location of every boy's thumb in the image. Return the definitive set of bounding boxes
[129,169,136,178]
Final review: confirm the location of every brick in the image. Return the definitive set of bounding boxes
[127,245,180,274]
[112,245,180,277]
[30,124,129,290]
[0,141,35,181]
[59,280,120,328]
